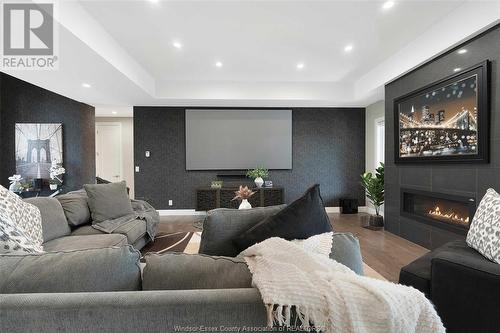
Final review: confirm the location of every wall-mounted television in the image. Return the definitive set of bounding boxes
[185,109,292,170]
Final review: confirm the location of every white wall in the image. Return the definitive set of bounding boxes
[365,100,385,214]
[95,117,135,198]
[365,100,385,173]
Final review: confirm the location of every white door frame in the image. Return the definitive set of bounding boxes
[95,122,123,182]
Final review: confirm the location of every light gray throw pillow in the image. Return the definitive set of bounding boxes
[84,181,134,223]
[142,252,252,290]
[466,188,500,264]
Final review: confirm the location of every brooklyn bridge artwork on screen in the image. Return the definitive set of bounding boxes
[398,74,478,159]
[15,123,63,180]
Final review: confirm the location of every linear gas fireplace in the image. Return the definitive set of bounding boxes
[401,189,476,235]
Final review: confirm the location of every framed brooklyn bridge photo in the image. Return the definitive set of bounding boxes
[394,60,490,163]
[15,123,63,180]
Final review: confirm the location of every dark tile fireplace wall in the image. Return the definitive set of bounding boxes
[134,107,365,209]
[0,73,96,192]
[385,24,500,250]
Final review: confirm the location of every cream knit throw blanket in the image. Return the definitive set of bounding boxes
[241,235,445,333]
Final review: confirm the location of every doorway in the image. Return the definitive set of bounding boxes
[95,122,123,183]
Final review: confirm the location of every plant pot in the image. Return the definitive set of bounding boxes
[49,184,58,190]
[254,177,264,188]
[365,214,384,229]
[239,199,252,210]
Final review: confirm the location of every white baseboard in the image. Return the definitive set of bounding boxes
[158,206,378,216]
[157,209,207,216]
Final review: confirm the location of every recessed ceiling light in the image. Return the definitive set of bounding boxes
[215,61,223,68]
[344,44,353,52]
[82,83,91,88]
[111,111,117,115]
[382,1,395,10]
[172,41,182,49]
[296,62,305,70]
[457,49,467,54]
[453,67,462,72]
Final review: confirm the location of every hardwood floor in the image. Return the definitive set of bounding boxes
[330,212,429,282]
[160,212,429,283]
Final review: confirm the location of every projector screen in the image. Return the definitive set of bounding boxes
[186,109,292,170]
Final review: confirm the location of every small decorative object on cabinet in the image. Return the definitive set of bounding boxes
[210,180,223,189]
[246,167,269,188]
[360,163,384,229]
[232,186,256,210]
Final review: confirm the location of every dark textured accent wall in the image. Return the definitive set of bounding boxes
[385,25,500,250]
[134,107,365,209]
[0,73,96,192]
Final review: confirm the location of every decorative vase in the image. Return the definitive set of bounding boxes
[239,199,252,210]
[49,184,58,190]
[254,177,264,188]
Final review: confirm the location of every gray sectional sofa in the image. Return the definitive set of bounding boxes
[0,201,364,333]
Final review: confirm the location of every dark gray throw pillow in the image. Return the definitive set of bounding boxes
[233,184,332,252]
[84,181,134,223]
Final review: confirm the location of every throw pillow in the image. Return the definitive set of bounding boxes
[56,191,91,227]
[0,216,44,254]
[84,181,134,223]
[466,188,500,264]
[0,185,43,248]
[233,184,332,252]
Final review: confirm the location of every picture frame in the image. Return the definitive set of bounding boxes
[394,60,490,163]
[15,123,63,180]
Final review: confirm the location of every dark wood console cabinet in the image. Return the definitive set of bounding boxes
[196,187,284,211]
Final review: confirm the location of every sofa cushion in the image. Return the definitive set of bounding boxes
[56,191,91,228]
[71,219,146,245]
[0,245,141,293]
[234,184,332,252]
[0,185,43,249]
[24,197,71,243]
[466,188,500,264]
[142,252,252,290]
[399,239,472,297]
[43,234,127,252]
[84,181,134,223]
[199,205,286,257]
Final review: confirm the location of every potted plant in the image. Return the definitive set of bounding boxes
[360,162,384,229]
[246,167,269,188]
[49,160,66,190]
[232,185,256,209]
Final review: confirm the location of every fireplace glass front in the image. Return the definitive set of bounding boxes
[401,189,476,234]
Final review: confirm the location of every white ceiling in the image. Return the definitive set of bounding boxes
[4,0,500,117]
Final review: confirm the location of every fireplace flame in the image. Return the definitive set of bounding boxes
[428,206,469,224]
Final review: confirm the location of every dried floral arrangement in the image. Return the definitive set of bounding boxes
[232,185,256,201]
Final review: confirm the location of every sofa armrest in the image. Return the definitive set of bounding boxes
[431,252,500,333]
[0,289,267,333]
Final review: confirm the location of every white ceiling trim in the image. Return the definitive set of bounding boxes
[56,0,156,96]
[355,1,500,100]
